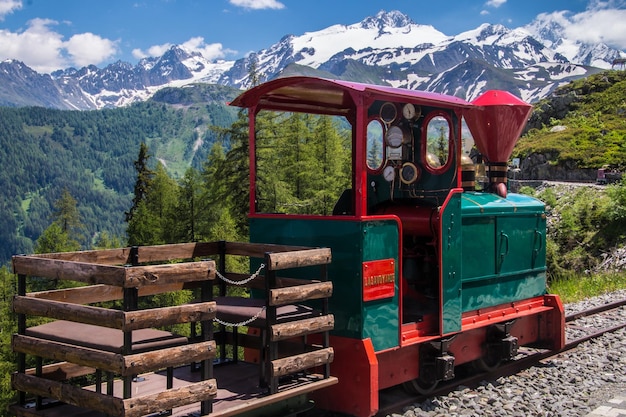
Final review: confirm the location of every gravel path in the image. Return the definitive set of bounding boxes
[388,290,626,417]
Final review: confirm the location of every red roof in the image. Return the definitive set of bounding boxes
[229,76,472,115]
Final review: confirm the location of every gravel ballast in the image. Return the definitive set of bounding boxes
[388,290,626,417]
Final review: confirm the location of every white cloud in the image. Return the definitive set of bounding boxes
[65,33,118,67]
[0,18,67,72]
[485,0,506,8]
[0,0,21,20]
[229,0,285,10]
[132,43,173,60]
[0,18,119,73]
[565,5,626,49]
[182,37,236,60]
[133,37,236,61]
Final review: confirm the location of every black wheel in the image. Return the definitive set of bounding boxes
[472,354,501,372]
[402,378,438,395]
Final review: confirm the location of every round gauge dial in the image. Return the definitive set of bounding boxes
[380,102,397,124]
[385,125,406,148]
[383,165,396,182]
[400,162,420,184]
[402,103,421,120]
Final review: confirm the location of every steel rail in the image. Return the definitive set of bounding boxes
[565,298,626,322]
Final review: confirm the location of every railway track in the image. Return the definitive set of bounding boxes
[375,298,626,416]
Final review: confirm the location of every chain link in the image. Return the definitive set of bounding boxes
[213,263,266,327]
[214,306,266,327]
[215,263,265,286]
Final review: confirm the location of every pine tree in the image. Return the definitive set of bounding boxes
[172,167,202,242]
[125,142,155,223]
[310,115,351,215]
[209,112,251,236]
[127,162,178,246]
[53,188,84,237]
[34,189,84,254]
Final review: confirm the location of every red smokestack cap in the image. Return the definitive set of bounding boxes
[464,90,532,163]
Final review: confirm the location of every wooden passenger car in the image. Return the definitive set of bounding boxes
[10,241,336,417]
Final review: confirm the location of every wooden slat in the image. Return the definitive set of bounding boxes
[269,281,332,306]
[19,247,131,265]
[123,260,215,288]
[13,296,124,329]
[26,282,196,304]
[14,335,214,376]
[223,241,312,258]
[12,257,126,286]
[27,284,124,304]
[12,335,123,374]
[136,241,219,263]
[271,348,334,378]
[13,373,217,417]
[206,374,338,417]
[122,379,217,417]
[242,275,321,291]
[122,341,216,375]
[123,301,216,331]
[270,314,334,342]
[24,362,95,381]
[12,373,125,416]
[266,248,331,270]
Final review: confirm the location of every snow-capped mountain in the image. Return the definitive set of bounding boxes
[1,10,624,110]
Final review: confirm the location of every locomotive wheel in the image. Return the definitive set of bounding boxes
[402,378,438,395]
[473,354,501,373]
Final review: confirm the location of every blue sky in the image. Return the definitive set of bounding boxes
[1,0,625,73]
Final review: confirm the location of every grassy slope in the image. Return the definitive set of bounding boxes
[514,70,626,169]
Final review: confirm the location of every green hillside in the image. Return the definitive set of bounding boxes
[513,70,626,169]
[0,83,241,263]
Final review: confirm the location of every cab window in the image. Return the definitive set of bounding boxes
[423,113,451,172]
[366,118,384,171]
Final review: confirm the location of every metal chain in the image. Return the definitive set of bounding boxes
[215,263,265,286]
[213,263,267,327]
[214,306,266,327]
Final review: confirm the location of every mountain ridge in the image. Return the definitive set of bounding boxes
[1,10,624,110]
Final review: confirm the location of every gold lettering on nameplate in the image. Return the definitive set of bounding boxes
[362,259,395,301]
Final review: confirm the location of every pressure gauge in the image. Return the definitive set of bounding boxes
[402,103,420,121]
[400,162,420,184]
[385,125,406,148]
[383,165,396,182]
[380,102,397,125]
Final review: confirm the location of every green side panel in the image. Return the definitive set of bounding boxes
[250,217,399,351]
[462,216,496,278]
[440,192,463,334]
[361,220,399,350]
[460,192,548,311]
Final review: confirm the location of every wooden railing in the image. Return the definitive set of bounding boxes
[12,244,217,417]
[207,241,335,394]
[10,241,335,416]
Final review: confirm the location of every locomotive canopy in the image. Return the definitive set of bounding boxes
[230,76,565,416]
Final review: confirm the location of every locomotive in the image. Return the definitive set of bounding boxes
[229,76,565,417]
[9,76,565,417]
